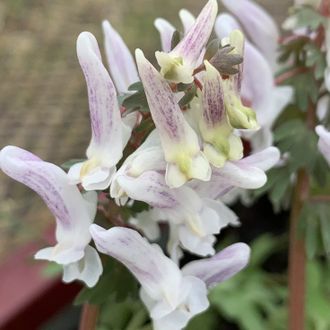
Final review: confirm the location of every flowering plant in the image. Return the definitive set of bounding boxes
[1,0,330,329]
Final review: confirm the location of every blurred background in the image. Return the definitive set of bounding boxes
[0,1,292,329]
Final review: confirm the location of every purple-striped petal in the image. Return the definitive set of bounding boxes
[173,0,218,66]
[135,49,211,187]
[0,146,94,265]
[154,18,176,53]
[222,0,279,68]
[102,20,139,94]
[73,32,132,190]
[155,0,218,83]
[179,9,196,35]
[90,225,209,328]
[90,225,182,300]
[182,243,250,288]
[199,61,243,167]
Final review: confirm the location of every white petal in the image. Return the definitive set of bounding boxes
[136,49,211,186]
[116,171,179,208]
[179,9,196,35]
[0,146,93,265]
[214,13,242,39]
[77,32,124,166]
[222,0,279,68]
[173,0,218,66]
[154,18,176,53]
[129,210,161,241]
[203,198,240,227]
[239,147,280,171]
[81,166,115,191]
[102,20,139,94]
[67,162,83,185]
[213,161,267,189]
[62,245,103,287]
[90,225,182,301]
[182,242,250,288]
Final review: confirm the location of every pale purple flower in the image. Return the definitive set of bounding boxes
[155,0,218,83]
[135,50,211,188]
[90,225,250,330]
[102,20,139,94]
[0,146,102,287]
[154,9,195,53]
[215,13,292,151]
[221,0,279,69]
[68,32,136,191]
[191,60,244,167]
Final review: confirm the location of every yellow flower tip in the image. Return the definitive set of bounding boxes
[80,158,100,179]
[225,93,259,130]
[229,29,245,56]
[155,51,194,84]
[187,215,206,237]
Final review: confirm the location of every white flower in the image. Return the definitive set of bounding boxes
[90,225,250,330]
[155,0,218,83]
[0,146,102,287]
[135,50,211,188]
[102,20,139,94]
[221,0,280,70]
[215,13,292,151]
[68,32,136,191]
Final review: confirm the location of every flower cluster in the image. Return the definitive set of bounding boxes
[0,1,294,329]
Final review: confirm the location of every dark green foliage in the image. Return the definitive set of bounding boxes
[61,158,86,171]
[171,30,181,50]
[209,235,287,330]
[300,202,330,259]
[120,82,149,114]
[209,45,243,75]
[75,258,139,306]
[286,6,326,30]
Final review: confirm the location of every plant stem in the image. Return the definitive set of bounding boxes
[79,304,99,330]
[288,169,309,330]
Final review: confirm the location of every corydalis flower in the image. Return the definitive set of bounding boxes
[195,60,243,167]
[222,0,280,70]
[155,0,218,83]
[102,20,139,94]
[154,9,195,53]
[0,146,102,287]
[135,50,211,188]
[68,32,135,191]
[215,13,292,151]
[90,225,250,330]
[221,30,259,130]
[112,158,238,258]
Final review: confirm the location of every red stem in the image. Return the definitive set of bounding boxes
[79,304,99,330]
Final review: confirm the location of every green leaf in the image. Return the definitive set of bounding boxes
[209,234,287,330]
[170,30,181,50]
[61,158,85,171]
[209,45,243,75]
[204,38,221,61]
[74,258,139,306]
[121,89,149,114]
[128,81,144,92]
[186,308,219,330]
[288,7,326,30]
[178,84,197,108]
